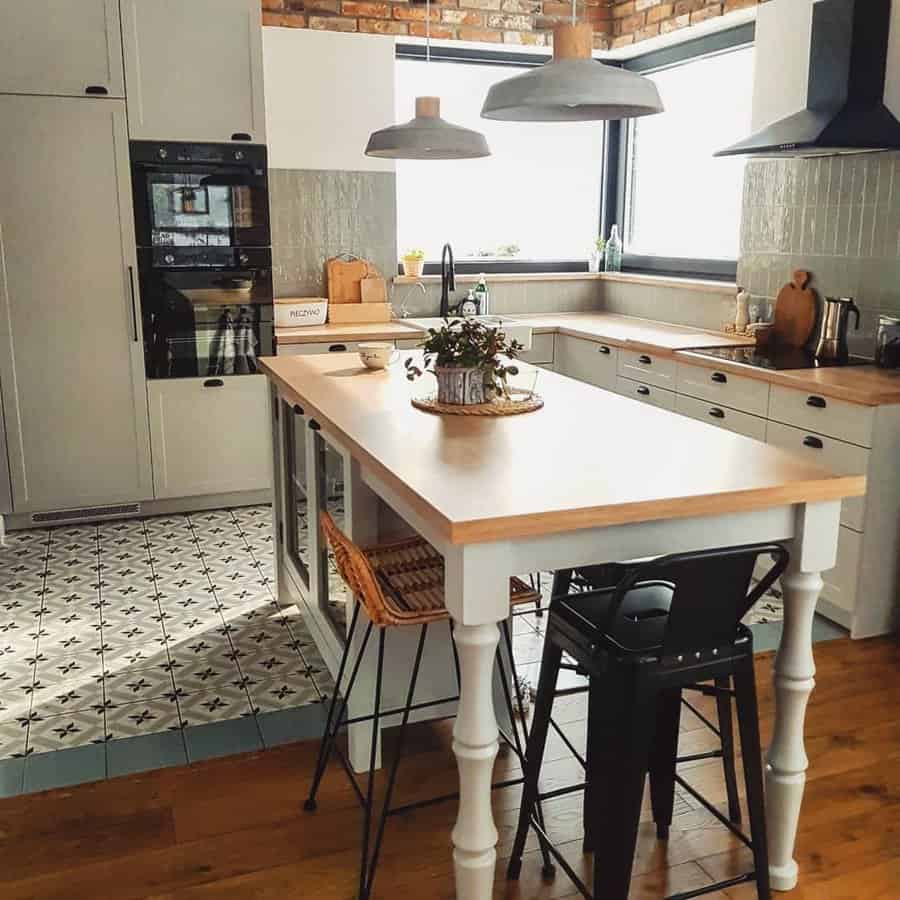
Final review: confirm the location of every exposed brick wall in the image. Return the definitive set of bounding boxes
[261,0,768,49]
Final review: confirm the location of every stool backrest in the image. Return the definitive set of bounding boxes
[607,543,789,658]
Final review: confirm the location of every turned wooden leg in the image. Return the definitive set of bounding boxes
[451,621,501,900]
[766,562,821,891]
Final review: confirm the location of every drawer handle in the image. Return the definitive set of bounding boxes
[637,386,650,396]
[293,404,304,415]
[598,345,611,355]
[803,435,824,449]
[85,85,108,95]
[328,344,348,352]
[709,407,725,419]
[309,419,321,431]
[231,132,252,141]
[638,354,652,365]
[806,395,827,409]
[203,378,224,388]
[711,372,728,384]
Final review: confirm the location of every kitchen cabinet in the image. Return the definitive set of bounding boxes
[675,361,769,418]
[519,333,555,366]
[148,376,272,499]
[617,349,677,392]
[555,335,618,390]
[615,377,676,411]
[0,95,152,514]
[280,341,372,356]
[675,393,767,441]
[121,0,266,143]
[0,0,125,99]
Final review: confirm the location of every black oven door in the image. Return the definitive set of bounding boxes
[131,141,270,252]
[140,249,273,379]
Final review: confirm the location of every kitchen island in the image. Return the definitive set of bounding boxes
[260,351,864,899]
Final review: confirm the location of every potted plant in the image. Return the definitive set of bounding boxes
[401,249,426,278]
[405,319,524,405]
[589,236,606,273]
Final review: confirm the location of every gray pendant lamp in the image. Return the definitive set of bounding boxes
[365,0,490,160]
[481,3,663,122]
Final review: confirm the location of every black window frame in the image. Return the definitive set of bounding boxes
[395,23,754,281]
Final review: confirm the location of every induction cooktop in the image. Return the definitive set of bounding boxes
[685,345,871,372]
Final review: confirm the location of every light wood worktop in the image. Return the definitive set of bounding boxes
[275,321,422,345]
[259,353,864,545]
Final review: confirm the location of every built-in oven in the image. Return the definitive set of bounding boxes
[131,141,270,252]
[131,141,273,380]
[138,247,273,379]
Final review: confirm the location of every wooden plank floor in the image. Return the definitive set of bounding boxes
[0,637,898,899]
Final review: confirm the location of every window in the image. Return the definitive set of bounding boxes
[614,37,755,277]
[395,54,606,269]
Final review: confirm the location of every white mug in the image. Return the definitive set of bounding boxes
[358,342,399,370]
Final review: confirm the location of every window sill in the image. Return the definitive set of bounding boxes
[393,271,736,294]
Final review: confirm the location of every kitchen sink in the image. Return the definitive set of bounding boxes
[404,316,533,352]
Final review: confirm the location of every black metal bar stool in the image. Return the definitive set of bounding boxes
[303,512,554,899]
[508,543,789,900]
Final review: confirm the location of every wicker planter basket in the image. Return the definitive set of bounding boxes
[435,365,488,405]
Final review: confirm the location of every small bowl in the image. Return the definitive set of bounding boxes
[358,342,398,370]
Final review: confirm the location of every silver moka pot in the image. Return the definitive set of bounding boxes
[813,296,860,362]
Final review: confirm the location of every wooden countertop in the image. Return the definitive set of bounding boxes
[259,353,864,545]
[676,350,900,406]
[275,321,422,345]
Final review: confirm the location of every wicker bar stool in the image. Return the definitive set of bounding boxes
[303,511,554,900]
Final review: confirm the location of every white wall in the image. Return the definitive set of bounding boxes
[262,27,396,172]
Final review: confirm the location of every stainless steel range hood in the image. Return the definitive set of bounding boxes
[716,0,900,158]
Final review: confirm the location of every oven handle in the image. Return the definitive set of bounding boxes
[127,265,139,343]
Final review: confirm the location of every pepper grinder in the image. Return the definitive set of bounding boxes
[734,286,751,332]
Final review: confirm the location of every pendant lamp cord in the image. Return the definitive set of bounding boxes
[571,0,576,25]
[426,0,431,63]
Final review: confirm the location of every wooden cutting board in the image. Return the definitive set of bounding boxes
[773,270,817,348]
[326,257,373,304]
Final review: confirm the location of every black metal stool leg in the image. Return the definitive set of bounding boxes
[358,628,386,900]
[716,675,743,824]
[733,656,771,900]
[364,624,429,899]
[649,687,682,840]
[507,639,563,881]
[304,608,368,812]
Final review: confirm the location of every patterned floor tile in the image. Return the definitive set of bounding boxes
[104,697,182,740]
[34,650,108,687]
[25,707,107,754]
[172,659,245,695]
[0,719,28,760]
[247,676,322,713]
[176,685,253,727]
[28,676,104,719]
[104,667,175,706]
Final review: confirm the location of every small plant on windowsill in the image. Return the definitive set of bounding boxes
[405,319,524,406]
[590,237,606,273]
[401,248,426,278]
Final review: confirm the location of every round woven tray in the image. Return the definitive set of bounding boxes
[411,390,543,417]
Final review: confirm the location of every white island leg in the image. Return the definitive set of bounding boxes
[451,622,501,899]
[766,501,839,891]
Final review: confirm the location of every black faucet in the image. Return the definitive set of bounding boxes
[440,243,455,318]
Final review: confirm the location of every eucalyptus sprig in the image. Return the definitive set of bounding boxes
[404,319,524,398]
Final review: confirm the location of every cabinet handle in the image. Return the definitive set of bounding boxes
[231,132,252,141]
[85,85,108,95]
[328,344,347,352]
[637,386,650,396]
[598,345,611,355]
[708,407,725,419]
[711,372,727,384]
[309,419,321,431]
[204,378,225,388]
[803,435,824,449]
[806,395,827,409]
[127,265,139,343]
[293,404,304,415]
[638,354,652,365]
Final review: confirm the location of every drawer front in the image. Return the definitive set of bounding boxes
[616,376,676,411]
[278,340,367,356]
[675,362,770,417]
[519,332,554,365]
[556,335,618,390]
[675,394,767,441]
[766,422,869,531]
[618,349,676,390]
[820,525,862,619]
[768,385,875,447]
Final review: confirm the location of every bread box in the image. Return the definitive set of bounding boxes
[274,297,328,328]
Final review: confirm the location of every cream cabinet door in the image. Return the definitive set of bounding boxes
[0,0,124,98]
[0,96,152,513]
[148,376,273,499]
[121,0,266,143]
[555,335,618,390]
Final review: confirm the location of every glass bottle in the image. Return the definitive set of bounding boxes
[605,224,623,273]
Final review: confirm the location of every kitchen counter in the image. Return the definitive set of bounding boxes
[274,320,422,345]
